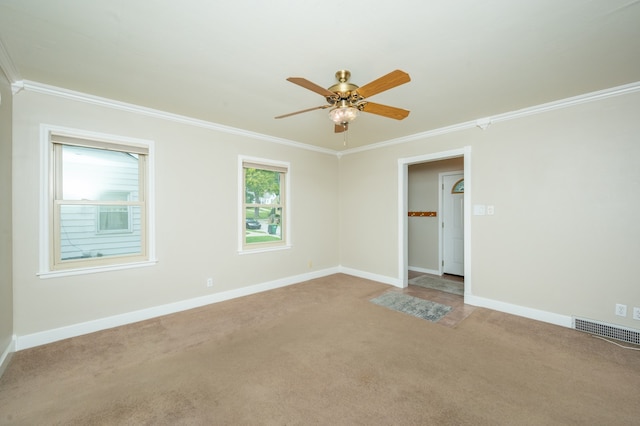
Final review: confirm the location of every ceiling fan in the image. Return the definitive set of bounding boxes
[275,69,411,133]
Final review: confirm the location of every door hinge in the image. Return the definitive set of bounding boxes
[442,260,444,266]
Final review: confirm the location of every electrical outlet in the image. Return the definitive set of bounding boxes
[206,278,213,288]
[615,304,627,317]
[633,307,640,321]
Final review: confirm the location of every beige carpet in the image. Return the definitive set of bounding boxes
[1,274,639,425]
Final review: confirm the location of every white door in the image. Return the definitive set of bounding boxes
[442,173,464,276]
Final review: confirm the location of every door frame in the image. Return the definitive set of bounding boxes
[439,170,464,276]
[397,146,471,297]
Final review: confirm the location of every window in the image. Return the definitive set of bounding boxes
[240,157,289,251]
[451,178,464,194]
[41,128,155,275]
[98,191,133,233]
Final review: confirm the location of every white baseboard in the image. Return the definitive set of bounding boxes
[16,267,340,351]
[13,266,575,352]
[336,268,572,330]
[0,335,16,377]
[338,266,402,287]
[339,268,572,329]
[464,294,573,328]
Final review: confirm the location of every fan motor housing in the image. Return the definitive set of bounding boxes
[327,70,359,101]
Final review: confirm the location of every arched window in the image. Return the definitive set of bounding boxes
[451,178,464,194]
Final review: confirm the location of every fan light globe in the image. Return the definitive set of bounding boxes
[329,106,358,124]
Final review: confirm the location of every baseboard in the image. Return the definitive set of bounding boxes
[14,267,575,351]
[339,268,572,329]
[16,267,340,351]
[464,294,573,328]
[0,335,16,378]
[338,266,402,287]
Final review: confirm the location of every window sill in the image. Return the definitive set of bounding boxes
[238,244,292,255]
[38,259,158,279]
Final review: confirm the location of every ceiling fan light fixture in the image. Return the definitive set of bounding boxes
[277,69,410,136]
[329,106,358,124]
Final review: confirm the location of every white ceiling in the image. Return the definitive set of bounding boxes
[1,0,639,151]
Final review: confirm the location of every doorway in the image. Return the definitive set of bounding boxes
[397,147,471,296]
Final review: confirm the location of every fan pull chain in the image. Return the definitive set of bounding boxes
[341,123,348,146]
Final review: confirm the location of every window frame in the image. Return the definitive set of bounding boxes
[238,156,291,253]
[39,125,157,278]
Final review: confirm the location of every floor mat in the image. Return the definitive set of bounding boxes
[370,292,452,322]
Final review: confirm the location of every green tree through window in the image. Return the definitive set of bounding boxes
[242,159,288,249]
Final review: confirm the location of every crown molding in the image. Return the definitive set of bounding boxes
[14,78,640,158]
[340,80,640,156]
[15,80,339,156]
[0,38,20,83]
[487,81,640,124]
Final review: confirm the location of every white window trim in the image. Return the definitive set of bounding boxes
[238,155,291,254]
[38,124,157,278]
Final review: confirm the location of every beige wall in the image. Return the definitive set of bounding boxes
[7,83,640,345]
[340,91,640,328]
[338,136,469,280]
[0,69,13,367]
[12,90,340,336]
[408,158,464,272]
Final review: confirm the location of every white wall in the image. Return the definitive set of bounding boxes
[340,90,640,329]
[0,68,14,372]
[12,90,340,340]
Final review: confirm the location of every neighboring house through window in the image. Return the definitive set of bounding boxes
[98,191,133,233]
[40,126,155,276]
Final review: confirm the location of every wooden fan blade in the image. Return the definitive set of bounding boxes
[360,102,410,120]
[334,123,348,133]
[275,105,331,119]
[354,70,410,99]
[287,77,337,98]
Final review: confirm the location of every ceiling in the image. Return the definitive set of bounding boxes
[1,1,639,152]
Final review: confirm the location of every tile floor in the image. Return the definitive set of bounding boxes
[403,271,476,327]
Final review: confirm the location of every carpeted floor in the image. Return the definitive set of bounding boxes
[1,274,640,425]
